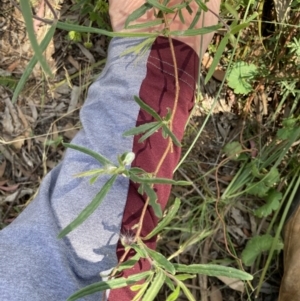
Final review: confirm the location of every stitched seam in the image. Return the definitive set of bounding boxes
[149,55,196,82]
[148,61,195,91]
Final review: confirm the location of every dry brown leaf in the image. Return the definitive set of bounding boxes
[209,285,223,301]
[27,99,38,122]
[76,43,95,63]
[216,276,245,293]
[2,107,14,135]
[68,86,81,113]
[67,55,80,70]
[6,60,20,73]
[0,160,6,178]
[0,180,8,186]
[1,188,33,204]
[63,122,79,140]
[11,136,25,150]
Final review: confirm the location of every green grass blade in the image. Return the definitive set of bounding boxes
[67,271,152,301]
[63,143,112,166]
[204,34,229,84]
[134,96,162,121]
[142,269,166,301]
[20,0,52,76]
[144,198,181,239]
[58,175,117,238]
[12,22,57,103]
[174,263,253,280]
[125,3,153,28]
[123,122,159,137]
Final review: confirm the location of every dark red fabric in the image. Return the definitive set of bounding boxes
[108,37,199,300]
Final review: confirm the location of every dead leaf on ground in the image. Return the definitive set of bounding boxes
[68,85,81,113]
[216,275,245,293]
[0,161,6,178]
[1,188,33,205]
[209,285,223,301]
[63,122,79,140]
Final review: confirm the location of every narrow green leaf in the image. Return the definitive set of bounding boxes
[175,274,196,281]
[171,24,222,36]
[224,2,239,20]
[20,0,52,76]
[177,280,196,301]
[162,125,181,146]
[166,286,181,301]
[134,96,162,121]
[130,243,148,258]
[129,167,146,174]
[139,123,162,143]
[12,22,57,102]
[125,3,153,28]
[67,271,152,301]
[127,19,163,30]
[188,8,201,30]
[142,269,166,301]
[205,34,229,84]
[178,9,185,24]
[63,143,112,166]
[145,198,181,239]
[117,253,141,272]
[146,0,174,13]
[145,246,175,275]
[174,264,253,280]
[132,176,191,185]
[58,175,117,238]
[144,184,162,218]
[186,4,193,15]
[123,122,159,137]
[75,168,105,178]
[230,22,250,35]
[194,0,208,11]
